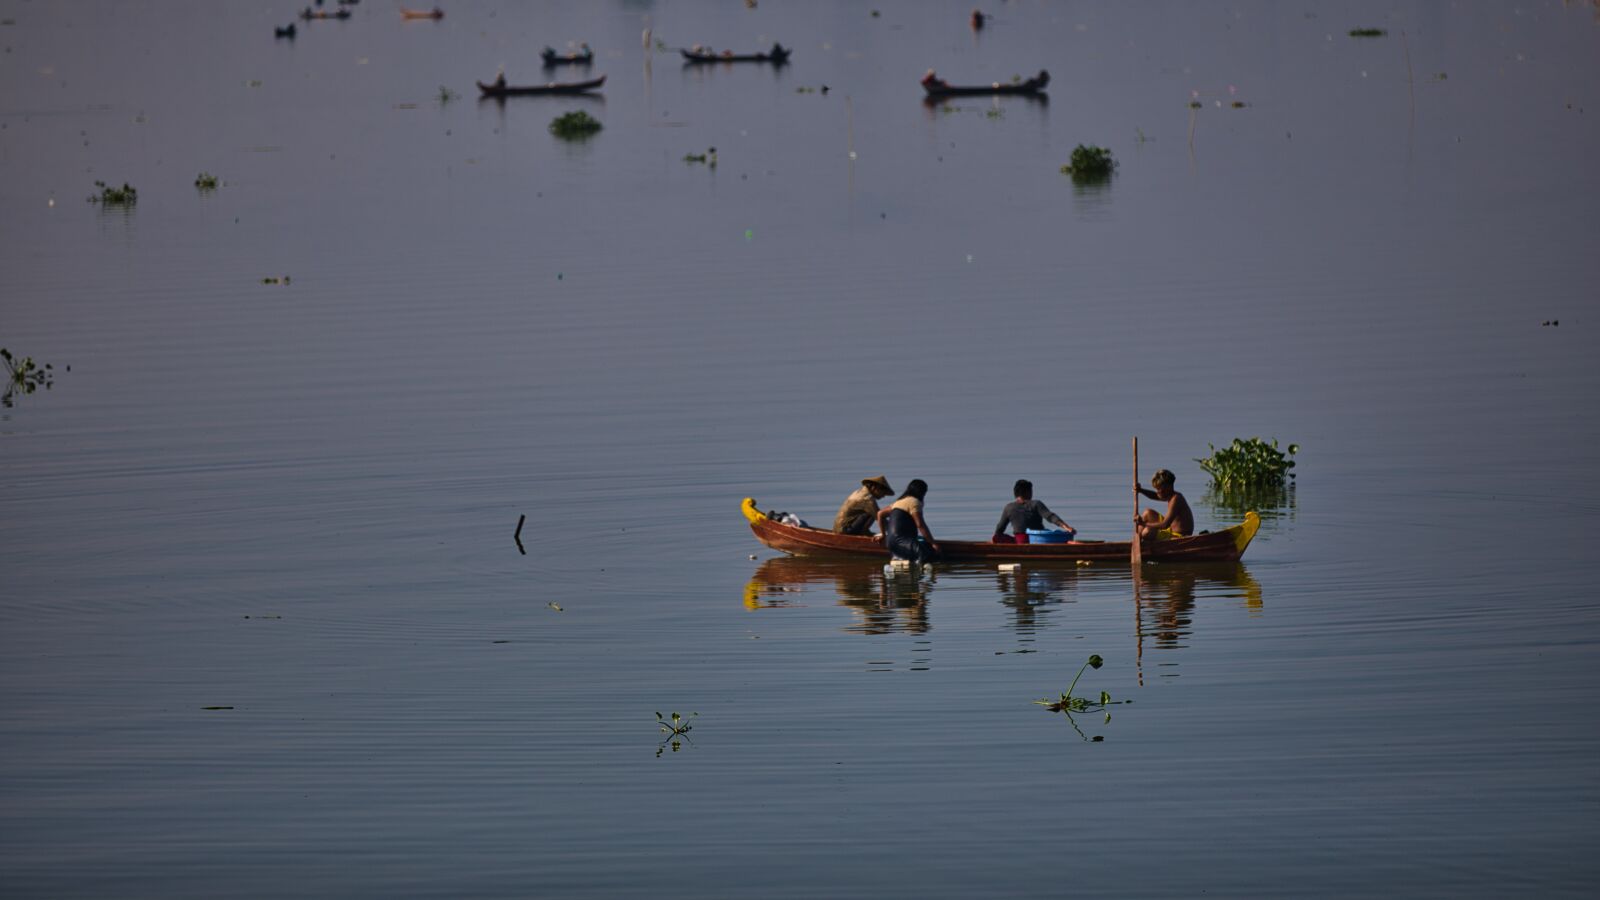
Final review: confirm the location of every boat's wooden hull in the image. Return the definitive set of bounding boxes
[477,75,606,96]
[542,51,594,66]
[924,82,1047,97]
[741,498,1259,563]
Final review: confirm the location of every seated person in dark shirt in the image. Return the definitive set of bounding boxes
[993,479,1076,543]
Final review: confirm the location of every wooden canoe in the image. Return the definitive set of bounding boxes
[476,74,606,97]
[922,69,1049,97]
[681,44,791,64]
[400,8,444,20]
[542,45,594,66]
[300,8,352,21]
[741,497,1260,563]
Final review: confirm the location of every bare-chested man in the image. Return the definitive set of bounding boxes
[1134,468,1193,538]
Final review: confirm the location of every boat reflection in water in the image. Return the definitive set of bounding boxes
[745,556,1262,657]
[744,556,934,634]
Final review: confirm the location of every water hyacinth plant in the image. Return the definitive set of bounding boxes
[1196,437,1298,491]
[1059,144,1116,181]
[656,711,697,756]
[549,110,602,139]
[3,348,57,407]
[88,180,138,206]
[1036,655,1129,741]
[194,172,220,191]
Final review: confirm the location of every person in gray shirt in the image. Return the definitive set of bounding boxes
[993,479,1077,543]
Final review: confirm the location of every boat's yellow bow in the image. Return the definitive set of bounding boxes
[1232,511,1262,556]
[741,497,766,525]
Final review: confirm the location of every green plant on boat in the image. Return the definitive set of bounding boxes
[3,348,57,407]
[1059,144,1116,181]
[88,180,137,206]
[549,110,603,140]
[1196,437,1298,492]
[1349,27,1387,37]
[194,172,219,191]
[656,711,697,756]
[1036,655,1129,741]
[683,146,717,167]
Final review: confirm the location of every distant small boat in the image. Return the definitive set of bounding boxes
[680,43,791,64]
[400,7,443,20]
[476,73,607,97]
[921,68,1049,97]
[299,7,352,20]
[542,44,594,66]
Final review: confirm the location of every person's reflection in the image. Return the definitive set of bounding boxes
[994,564,1078,633]
[1134,563,1261,652]
[745,557,930,634]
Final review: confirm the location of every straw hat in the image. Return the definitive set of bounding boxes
[861,476,894,496]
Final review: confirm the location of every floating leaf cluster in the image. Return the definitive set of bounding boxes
[1349,27,1387,37]
[1196,437,1298,491]
[655,711,697,756]
[88,180,138,205]
[1036,655,1130,741]
[3,348,58,407]
[194,172,219,190]
[1060,144,1116,181]
[549,110,603,140]
[683,147,717,166]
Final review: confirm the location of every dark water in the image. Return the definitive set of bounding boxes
[3,1,1597,896]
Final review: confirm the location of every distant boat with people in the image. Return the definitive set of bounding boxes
[680,43,791,64]
[542,44,594,66]
[921,68,1049,97]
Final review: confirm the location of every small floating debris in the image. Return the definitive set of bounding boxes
[260,276,291,285]
[201,706,234,711]
[1542,320,1560,327]
[683,146,717,166]
[1348,27,1387,37]
[400,7,444,21]
[548,602,563,611]
[274,23,297,39]
[194,172,219,191]
[514,514,526,554]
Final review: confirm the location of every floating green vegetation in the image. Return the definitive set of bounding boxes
[1349,27,1387,37]
[3,348,58,407]
[88,180,137,206]
[1059,144,1116,181]
[438,85,458,104]
[549,110,602,140]
[1035,655,1130,741]
[656,711,697,755]
[683,146,717,167]
[985,107,1004,119]
[1188,100,1202,109]
[194,172,219,191]
[871,9,881,17]
[1231,100,1247,108]
[1196,437,1298,491]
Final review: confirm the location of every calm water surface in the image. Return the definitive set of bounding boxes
[3,1,1598,897]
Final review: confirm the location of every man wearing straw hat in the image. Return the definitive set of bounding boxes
[833,476,894,535]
